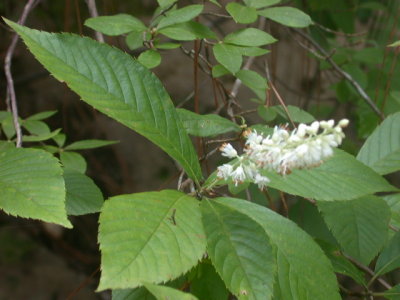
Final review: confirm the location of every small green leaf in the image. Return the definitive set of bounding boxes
[258,7,313,28]
[26,110,57,121]
[98,190,206,290]
[126,31,144,50]
[234,46,269,57]
[138,49,162,69]
[213,43,242,74]
[177,108,240,137]
[85,14,146,36]
[64,170,104,216]
[22,120,51,135]
[266,150,397,201]
[157,0,175,8]
[23,128,61,142]
[0,148,71,228]
[236,69,267,99]
[257,106,277,122]
[224,28,276,47]
[65,139,118,150]
[157,5,203,30]
[318,196,391,265]
[53,133,66,148]
[209,0,221,7]
[2,115,16,139]
[271,105,315,123]
[226,3,258,24]
[383,193,400,228]
[60,151,87,173]
[144,283,199,300]
[201,199,276,299]
[211,64,230,77]
[375,231,400,276]
[214,197,341,300]
[159,21,216,41]
[243,0,281,9]
[357,112,400,175]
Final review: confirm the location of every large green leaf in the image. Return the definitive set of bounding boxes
[0,148,71,228]
[201,199,275,300]
[85,14,146,36]
[318,196,391,265]
[375,231,400,276]
[6,20,202,185]
[177,108,240,137]
[157,5,203,30]
[357,112,400,175]
[266,150,396,201]
[98,190,206,290]
[144,283,198,300]
[258,7,313,28]
[213,197,340,300]
[64,170,104,216]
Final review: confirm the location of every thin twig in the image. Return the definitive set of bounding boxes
[85,0,104,42]
[291,28,384,120]
[4,0,40,148]
[315,22,367,37]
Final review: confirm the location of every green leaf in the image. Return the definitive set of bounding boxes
[157,0,175,8]
[26,110,57,121]
[113,288,155,300]
[144,283,198,300]
[64,170,104,216]
[177,108,240,137]
[383,193,400,228]
[384,284,400,300]
[85,14,146,36]
[233,46,269,57]
[318,196,391,265]
[226,3,258,24]
[22,120,51,135]
[98,190,206,290]
[271,105,315,123]
[224,28,276,47]
[0,148,71,228]
[211,64,230,78]
[126,31,144,50]
[257,106,277,122]
[53,133,66,147]
[156,42,181,50]
[375,231,400,276]
[243,0,280,9]
[65,139,118,150]
[138,50,162,69]
[318,241,366,286]
[258,7,313,28]
[213,43,242,74]
[157,5,203,30]
[388,40,400,47]
[266,150,396,201]
[6,20,202,184]
[60,151,87,173]
[213,197,340,300]
[190,262,229,300]
[1,115,16,139]
[357,112,400,175]
[201,199,275,300]
[236,69,267,99]
[159,21,216,41]
[23,128,61,142]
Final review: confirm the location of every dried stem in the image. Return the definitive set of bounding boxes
[85,0,104,42]
[4,0,40,148]
[291,28,385,120]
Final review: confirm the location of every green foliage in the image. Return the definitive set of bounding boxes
[157,5,203,30]
[143,283,198,300]
[98,190,206,290]
[138,49,162,69]
[213,43,242,74]
[258,7,313,28]
[224,28,276,47]
[85,14,146,36]
[64,139,118,150]
[5,19,202,185]
[375,231,400,276]
[226,3,258,24]
[357,112,400,175]
[0,147,71,228]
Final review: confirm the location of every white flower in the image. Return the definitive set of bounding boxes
[231,165,246,185]
[217,164,233,180]
[220,143,237,158]
[254,173,270,190]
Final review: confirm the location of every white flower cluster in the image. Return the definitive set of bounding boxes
[217,119,349,190]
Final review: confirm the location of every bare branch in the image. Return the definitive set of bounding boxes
[85,0,104,42]
[4,0,41,148]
